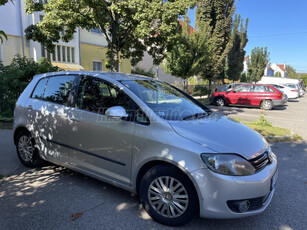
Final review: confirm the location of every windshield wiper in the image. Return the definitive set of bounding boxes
[182,112,208,120]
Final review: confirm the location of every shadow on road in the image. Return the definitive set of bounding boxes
[1,141,306,229]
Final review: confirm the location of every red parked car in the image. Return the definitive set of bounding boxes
[210,83,287,110]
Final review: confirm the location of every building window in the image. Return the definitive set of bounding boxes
[41,44,75,63]
[57,45,61,62]
[62,46,66,62]
[52,47,56,61]
[41,45,46,59]
[39,15,44,21]
[71,47,75,63]
[90,28,102,34]
[93,61,103,71]
[67,47,70,62]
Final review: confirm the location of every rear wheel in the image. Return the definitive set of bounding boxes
[261,100,273,110]
[140,165,198,226]
[214,97,225,106]
[16,130,44,167]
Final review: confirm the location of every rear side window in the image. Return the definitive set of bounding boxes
[43,75,75,105]
[264,86,275,92]
[31,78,48,99]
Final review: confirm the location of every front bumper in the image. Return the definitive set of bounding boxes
[191,153,278,219]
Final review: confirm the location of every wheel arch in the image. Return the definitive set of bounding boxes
[14,126,30,145]
[135,160,200,212]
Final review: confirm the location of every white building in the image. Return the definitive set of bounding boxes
[0,0,83,70]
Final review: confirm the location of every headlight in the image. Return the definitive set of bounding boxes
[201,153,256,176]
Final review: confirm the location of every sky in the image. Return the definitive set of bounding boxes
[188,0,307,73]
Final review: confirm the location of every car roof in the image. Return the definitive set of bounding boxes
[33,71,155,81]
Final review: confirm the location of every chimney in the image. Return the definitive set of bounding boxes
[284,63,286,71]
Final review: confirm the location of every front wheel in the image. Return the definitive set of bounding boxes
[214,97,225,106]
[140,165,198,226]
[16,130,44,167]
[261,100,273,110]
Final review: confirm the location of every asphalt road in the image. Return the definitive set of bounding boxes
[208,95,307,140]
[0,133,306,229]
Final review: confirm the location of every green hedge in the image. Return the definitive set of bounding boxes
[0,56,59,118]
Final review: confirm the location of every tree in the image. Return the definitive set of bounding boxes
[24,0,194,72]
[196,0,236,83]
[0,0,12,43]
[287,65,298,79]
[226,14,249,82]
[163,15,211,79]
[274,72,282,77]
[247,47,270,82]
[0,56,59,118]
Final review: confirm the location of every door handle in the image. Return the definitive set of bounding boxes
[25,105,33,111]
[243,94,246,96]
[69,116,80,123]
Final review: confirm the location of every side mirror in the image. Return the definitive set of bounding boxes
[105,106,128,119]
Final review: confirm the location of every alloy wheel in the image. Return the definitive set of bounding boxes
[148,176,189,218]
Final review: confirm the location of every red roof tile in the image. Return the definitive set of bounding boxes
[179,20,195,35]
[277,64,286,72]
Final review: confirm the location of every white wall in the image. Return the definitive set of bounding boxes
[0,0,21,37]
[80,29,107,47]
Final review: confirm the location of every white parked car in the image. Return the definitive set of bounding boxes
[271,84,299,99]
[282,83,304,97]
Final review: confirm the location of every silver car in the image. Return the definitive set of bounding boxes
[13,72,278,226]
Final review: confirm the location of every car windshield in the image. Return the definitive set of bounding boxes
[121,80,210,120]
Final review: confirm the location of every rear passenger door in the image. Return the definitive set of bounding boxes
[67,75,136,186]
[25,75,76,165]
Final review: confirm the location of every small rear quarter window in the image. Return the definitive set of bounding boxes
[31,78,48,99]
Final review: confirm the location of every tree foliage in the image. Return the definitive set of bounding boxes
[226,14,249,82]
[0,56,59,118]
[24,0,194,72]
[247,47,270,82]
[196,0,236,82]
[274,72,282,77]
[286,65,298,79]
[163,15,211,79]
[131,66,155,78]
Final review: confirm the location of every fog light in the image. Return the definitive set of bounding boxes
[239,200,250,213]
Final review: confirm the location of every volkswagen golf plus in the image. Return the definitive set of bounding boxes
[13,72,278,226]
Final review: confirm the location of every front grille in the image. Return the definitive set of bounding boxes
[249,151,272,172]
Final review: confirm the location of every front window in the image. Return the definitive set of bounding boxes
[121,80,210,121]
[234,85,250,92]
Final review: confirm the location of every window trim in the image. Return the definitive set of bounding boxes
[74,75,149,125]
[30,75,78,107]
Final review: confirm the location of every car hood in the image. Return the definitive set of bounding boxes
[169,113,268,160]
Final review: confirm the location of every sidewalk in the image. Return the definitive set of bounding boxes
[0,129,20,176]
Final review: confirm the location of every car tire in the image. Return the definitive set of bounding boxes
[140,165,198,226]
[214,97,225,106]
[261,100,274,110]
[16,130,44,167]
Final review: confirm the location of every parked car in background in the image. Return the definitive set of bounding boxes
[270,83,299,99]
[282,83,304,97]
[14,72,278,226]
[210,83,287,110]
[215,83,244,92]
